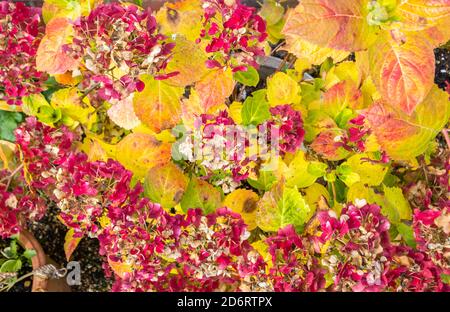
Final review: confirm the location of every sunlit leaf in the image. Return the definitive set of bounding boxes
[310,129,350,161]
[266,72,301,107]
[383,185,412,221]
[285,151,327,188]
[42,0,97,23]
[343,153,388,186]
[160,36,209,87]
[155,0,203,42]
[194,68,235,111]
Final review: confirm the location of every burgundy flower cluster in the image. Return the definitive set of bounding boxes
[198,0,267,72]
[63,3,176,104]
[263,105,305,154]
[0,1,47,105]
[336,114,372,154]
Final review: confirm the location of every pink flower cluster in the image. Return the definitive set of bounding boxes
[100,207,267,292]
[7,118,449,292]
[0,1,47,105]
[63,3,176,103]
[198,0,267,72]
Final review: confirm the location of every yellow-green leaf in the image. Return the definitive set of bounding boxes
[285,150,327,188]
[180,177,222,214]
[144,162,189,210]
[133,75,184,133]
[256,182,310,232]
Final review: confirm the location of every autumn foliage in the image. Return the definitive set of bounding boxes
[0,0,449,292]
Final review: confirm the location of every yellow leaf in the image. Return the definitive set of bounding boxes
[228,101,243,124]
[282,0,378,51]
[284,37,349,66]
[343,153,388,186]
[266,72,301,107]
[133,75,184,133]
[51,88,95,126]
[42,0,97,23]
[0,140,16,170]
[303,183,330,220]
[160,36,209,87]
[285,150,327,188]
[223,189,259,230]
[107,258,133,279]
[366,85,450,160]
[155,0,203,42]
[116,133,172,179]
[144,162,189,210]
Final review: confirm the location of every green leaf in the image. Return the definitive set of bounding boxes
[241,90,270,126]
[22,249,37,260]
[233,66,260,87]
[248,170,277,192]
[0,111,23,142]
[0,259,22,273]
[441,274,450,285]
[336,164,360,187]
[396,223,417,248]
[256,182,310,232]
[180,177,222,214]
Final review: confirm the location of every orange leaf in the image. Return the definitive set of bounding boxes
[282,0,377,51]
[310,129,350,161]
[366,85,450,160]
[36,18,79,75]
[369,31,435,115]
[64,229,82,261]
[107,258,133,279]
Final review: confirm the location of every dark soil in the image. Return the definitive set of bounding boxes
[0,239,33,292]
[27,205,112,292]
[435,48,450,90]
